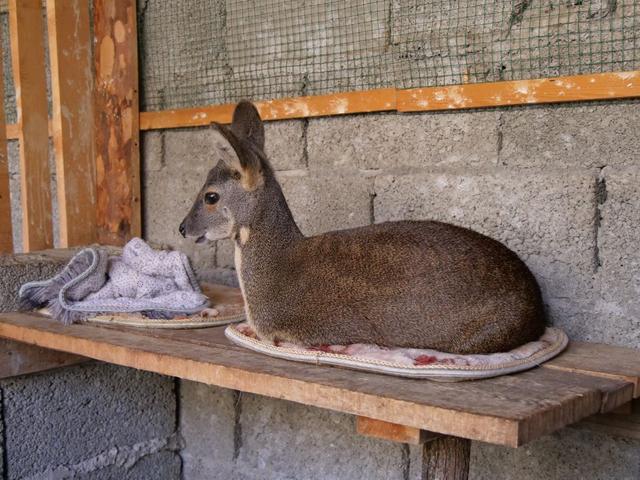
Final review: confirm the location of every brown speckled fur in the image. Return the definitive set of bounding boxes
[180,102,546,354]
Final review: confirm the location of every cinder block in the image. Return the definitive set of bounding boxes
[0,250,73,312]
[593,167,640,348]
[143,127,220,269]
[235,394,407,480]
[307,111,499,170]
[500,101,640,169]
[82,451,181,480]
[1,363,176,479]
[374,170,598,338]
[0,387,3,479]
[470,428,640,480]
[264,120,306,171]
[141,130,164,173]
[179,381,237,480]
[278,168,372,235]
[213,168,372,267]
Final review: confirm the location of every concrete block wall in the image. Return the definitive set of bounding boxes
[0,252,181,479]
[142,100,640,479]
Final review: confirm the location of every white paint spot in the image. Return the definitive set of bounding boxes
[616,72,637,80]
[332,98,349,114]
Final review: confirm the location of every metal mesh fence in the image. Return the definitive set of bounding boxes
[1,1,632,116]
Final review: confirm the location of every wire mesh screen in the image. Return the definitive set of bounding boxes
[138,0,640,111]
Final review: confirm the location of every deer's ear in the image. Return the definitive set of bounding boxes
[230,100,264,151]
[211,124,264,191]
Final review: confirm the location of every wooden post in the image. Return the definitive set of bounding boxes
[93,0,141,246]
[47,0,97,247]
[0,20,12,254]
[8,0,53,252]
[422,436,470,480]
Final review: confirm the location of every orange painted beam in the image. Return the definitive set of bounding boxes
[397,71,640,111]
[140,88,397,130]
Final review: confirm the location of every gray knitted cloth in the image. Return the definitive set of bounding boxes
[19,238,209,324]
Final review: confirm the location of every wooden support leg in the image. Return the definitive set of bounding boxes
[422,435,470,480]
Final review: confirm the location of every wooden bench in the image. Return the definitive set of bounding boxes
[0,285,638,480]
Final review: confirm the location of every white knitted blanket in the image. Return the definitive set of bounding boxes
[19,238,209,324]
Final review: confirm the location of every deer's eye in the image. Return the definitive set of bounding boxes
[204,192,220,205]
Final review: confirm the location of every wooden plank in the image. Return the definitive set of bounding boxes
[0,20,12,254]
[139,72,639,131]
[93,0,141,246]
[356,416,438,445]
[8,0,53,251]
[47,0,96,247]
[397,71,640,111]
[6,121,51,140]
[0,338,87,379]
[544,341,640,398]
[0,311,632,447]
[139,88,398,130]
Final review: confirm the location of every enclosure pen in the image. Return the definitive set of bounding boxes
[0,0,638,479]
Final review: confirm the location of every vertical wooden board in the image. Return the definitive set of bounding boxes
[8,0,53,251]
[47,0,96,247]
[93,0,140,246]
[0,21,12,253]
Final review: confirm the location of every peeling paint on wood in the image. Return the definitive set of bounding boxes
[139,88,397,130]
[48,0,97,247]
[397,71,640,111]
[93,0,141,246]
[138,72,640,131]
[9,0,53,252]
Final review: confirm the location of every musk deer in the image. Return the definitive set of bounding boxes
[179,101,546,354]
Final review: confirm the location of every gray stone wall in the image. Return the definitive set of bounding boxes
[0,252,181,479]
[142,100,640,479]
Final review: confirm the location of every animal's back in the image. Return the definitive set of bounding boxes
[257,220,545,354]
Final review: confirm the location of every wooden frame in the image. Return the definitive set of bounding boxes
[5,70,640,140]
[8,0,53,252]
[137,71,640,131]
[47,0,97,247]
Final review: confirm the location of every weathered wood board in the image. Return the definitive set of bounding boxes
[47,0,97,247]
[0,308,633,447]
[8,0,53,251]
[93,0,141,246]
[544,341,640,398]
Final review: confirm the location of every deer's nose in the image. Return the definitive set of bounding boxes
[179,222,186,238]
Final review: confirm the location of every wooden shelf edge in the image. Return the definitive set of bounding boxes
[0,312,633,448]
[0,315,522,447]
